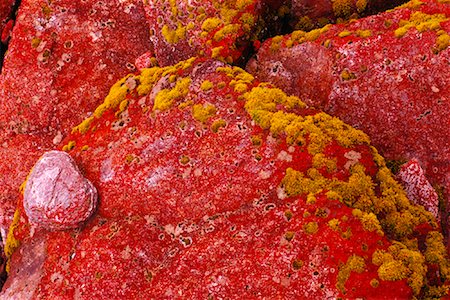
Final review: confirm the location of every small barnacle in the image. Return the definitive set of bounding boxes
[64,40,74,49]
[284,210,293,221]
[292,259,303,270]
[284,231,295,242]
[179,155,190,165]
[23,151,98,231]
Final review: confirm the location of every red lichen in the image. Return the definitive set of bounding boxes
[0,0,151,237]
[247,0,450,224]
[1,58,448,298]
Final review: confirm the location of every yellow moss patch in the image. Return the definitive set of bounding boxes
[192,103,217,123]
[154,77,191,111]
[303,221,319,234]
[201,80,214,91]
[62,140,76,152]
[394,12,448,38]
[213,24,240,42]
[336,255,366,293]
[162,23,187,44]
[211,119,227,133]
[372,242,427,295]
[5,209,21,273]
[201,17,222,32]
[352,209,384,236]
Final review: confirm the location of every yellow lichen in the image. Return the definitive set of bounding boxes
[356,0,368,13]
[306,193,317,205]
[4,209,21,273]
[328,218,341,231]
[424,231,450,279]
[211,119,227,133]
[201,17,222,32]
[62,140,76,152]
[192,103,217,123]
[352,209,384,236]
[154,77,191,111]
[372,242,427,295]
[161,23,187,44]
[435,31,450,52]
[332,0,355,18]
[338,30,352,38]
[370,278,380,288]
[179,155,190,165]
[213,24,240,42]
[284,231,295,241]
[201,80,214,91]
[336,255,366,293]
[303,221,319,234]
[211,46,223,59]
[394,12,448,38]
[119,99,129,113]
[356,29,372,38]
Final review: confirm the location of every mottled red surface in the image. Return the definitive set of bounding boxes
[0,0,151,237]
[142,0,282,66]
[1,59,447,298]
[0,0,14,42]
[247,0,450,220]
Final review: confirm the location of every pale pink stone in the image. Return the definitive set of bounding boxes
[397,159,439,221]
[23,151,98,230]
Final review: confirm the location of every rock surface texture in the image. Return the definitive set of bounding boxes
[247,0,450,228]
[1,0,449,298]
[0,0,151,239]
[1,58,449,299]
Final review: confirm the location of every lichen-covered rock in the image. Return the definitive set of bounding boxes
[142,0,283,66]
[1,58,448,299]
[247,0,450,224]
[0,0,151,239]
[290,0,407,30]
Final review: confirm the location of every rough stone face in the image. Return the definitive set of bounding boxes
[24,151,98,231]
[1,58,448,299]
[247,0,450,222]
[0,0,151,239]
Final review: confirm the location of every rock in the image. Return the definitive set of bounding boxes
[24,151,98,231]
[141,0,282,66]
[247,0,450,221]
[2,58,448,299]
[290,0,407,30]
[0,0,151,239]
